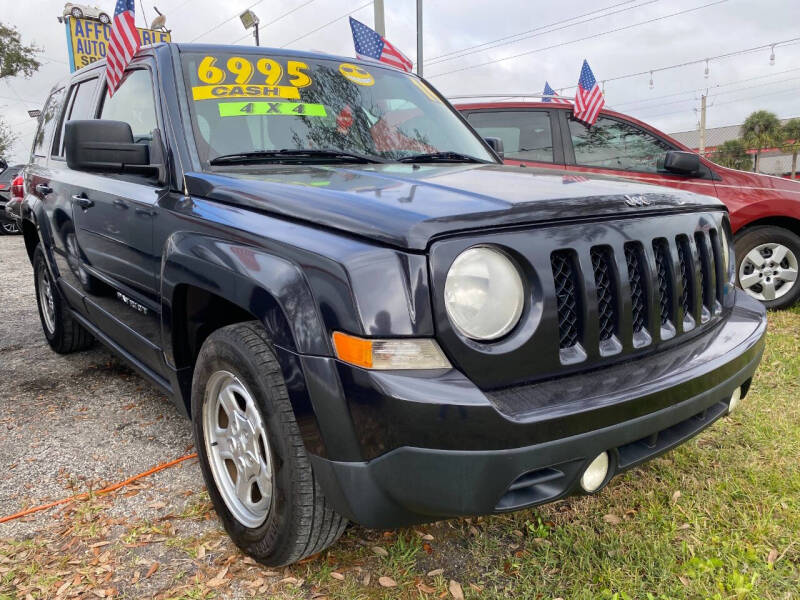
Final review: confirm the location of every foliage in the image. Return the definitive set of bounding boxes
[741,110,782,172]
[780,118,800,179]
[0,22,41,80]
[0,119,17,159]
[711,138,752,171]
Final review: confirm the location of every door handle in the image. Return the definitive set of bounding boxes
[72,194,94,209]
[113,199,129,209]
[36,184,53,196]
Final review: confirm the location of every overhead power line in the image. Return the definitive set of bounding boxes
[426,0,659,67]
[280,0,372,48]
[643,85,800,119]
[230,0,317,44]
[427,0,729,79]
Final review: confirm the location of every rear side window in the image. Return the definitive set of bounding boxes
[31,87,66,159]
[99,70,158,141]
[466,110,554,163]
[568,116,672,173]
[52,78,98,157]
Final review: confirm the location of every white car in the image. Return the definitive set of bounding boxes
[63,3,111,24]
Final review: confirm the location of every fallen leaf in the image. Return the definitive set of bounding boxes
[418,582,436,593]
[330,571,345,581]
[144,562,159,579]
[671,490,682,503]
[362,573,371,586]
[469,583,484,592]
[423,542,433,555]
[207,566,229,587]
[427,568,444,577]
[378,576,397,588]
[678,575,690,586]
[767,548,779,565]
[603,514,621,525]
[372,546,389,557]
[448,579,464,600]
[678,523,691,530]
[422,533,434,541]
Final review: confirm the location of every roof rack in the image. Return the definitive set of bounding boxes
[448,93,572,101]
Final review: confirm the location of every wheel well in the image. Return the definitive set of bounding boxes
[735,216,800,239]
[171,285,258,373]
[21,220,39,264]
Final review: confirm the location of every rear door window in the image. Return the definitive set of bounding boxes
[466,110,554,163]
[31,87,66,161]
[52,77,98,158]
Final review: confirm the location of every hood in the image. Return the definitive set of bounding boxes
[184,164,724,250]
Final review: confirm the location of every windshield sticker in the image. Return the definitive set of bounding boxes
[336,106,354,134]
[193,56,312,100]
[218,101,327,117]
[410,78,441,103]
[338,63,374,86]
[192,84,300,101]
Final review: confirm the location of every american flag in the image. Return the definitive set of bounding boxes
[349,17,413,72]
[542,81,570,104]
[105,0,140,97]
[573,60,605,126]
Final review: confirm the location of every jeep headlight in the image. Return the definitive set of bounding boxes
[444,246,524,340]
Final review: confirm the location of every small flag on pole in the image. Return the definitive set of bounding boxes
[105,0,140,97]
[542,81,570,104]
[349,17,413,73]
[573,60,605,125]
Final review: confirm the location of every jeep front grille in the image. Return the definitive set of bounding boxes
[550,250,581,349]
[552,228,723,356]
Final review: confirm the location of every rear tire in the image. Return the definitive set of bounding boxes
[33,245,94,353]
[1,221,20,235]
[191,322,347,566]
[734,226,800,310]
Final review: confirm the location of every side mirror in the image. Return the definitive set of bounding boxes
[0,158,7,173]
[483,136,504,160]
[65,120,154,174]
[662,150,700,176]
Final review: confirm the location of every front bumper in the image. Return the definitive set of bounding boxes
[308,291,766,528]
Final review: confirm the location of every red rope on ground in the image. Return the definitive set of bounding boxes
[0,453,198,524]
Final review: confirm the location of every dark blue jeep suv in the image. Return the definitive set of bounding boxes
[20,43,766,566]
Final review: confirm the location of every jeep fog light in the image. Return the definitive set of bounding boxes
[728,387,742,413]
[580,451,610,493]
[333,331,451,370]
[444,246,524,341]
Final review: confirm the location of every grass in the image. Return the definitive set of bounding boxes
[2,308,798,599]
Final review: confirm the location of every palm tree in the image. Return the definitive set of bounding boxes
[741,110,781,173]
[781,118,800,179]
[711,139,752,171]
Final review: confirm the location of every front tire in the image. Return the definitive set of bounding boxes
[99,13,110,24]
[735,226,800,310]
[70,7,83,18]
[1,221,20,235]
[192,322,347,566]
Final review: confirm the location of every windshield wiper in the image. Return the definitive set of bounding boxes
[209,149,386,165]
[397,151,485,164]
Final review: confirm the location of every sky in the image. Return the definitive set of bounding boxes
[2,0,799,163]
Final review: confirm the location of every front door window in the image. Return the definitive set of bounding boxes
[569,116,672,173]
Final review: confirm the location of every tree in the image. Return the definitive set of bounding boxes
[0,22,41,80]
[711,139,752,171]
[741,110,782,173]
[781,118,800,179]
[0,22,41,160]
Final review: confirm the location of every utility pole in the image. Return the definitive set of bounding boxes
[373,0,385,36]
[416,0,423,77]
[698,92,707,156]
[254,22,260,46]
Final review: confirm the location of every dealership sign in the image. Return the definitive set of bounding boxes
[64,17,171,72]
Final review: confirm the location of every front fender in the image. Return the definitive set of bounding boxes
[161,231,331,360]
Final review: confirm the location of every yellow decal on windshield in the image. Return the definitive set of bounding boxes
[218,101,327,117]
[339,63,374,86]
[411,78,441,103]
[193,56,311,100]
[192,84,300,101]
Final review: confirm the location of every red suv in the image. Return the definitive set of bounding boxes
[458,102,800,309]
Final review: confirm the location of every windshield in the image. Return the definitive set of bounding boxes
[180,50,495,165]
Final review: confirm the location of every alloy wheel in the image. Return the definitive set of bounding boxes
[37,265,56,334]
[738,242,799,301]
[202,370,274,528]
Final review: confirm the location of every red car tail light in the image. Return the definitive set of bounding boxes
[10,175,24,199]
